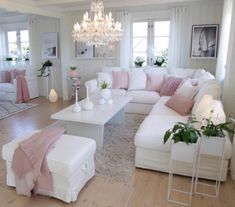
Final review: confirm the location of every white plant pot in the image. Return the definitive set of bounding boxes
[171,141,198,164]
[100,89,111,100]
[200,136,225,157]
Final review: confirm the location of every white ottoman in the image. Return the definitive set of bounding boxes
[2,132,96,203]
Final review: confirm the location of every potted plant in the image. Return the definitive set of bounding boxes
[200,110,234,156]
[154,56,165,67]
[134,56,145,68]
[164,117,201,163]
[69,66,78,78]
[38,60,53,77]
[99,80,111,100]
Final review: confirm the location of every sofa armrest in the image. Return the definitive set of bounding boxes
[85,79,98,93]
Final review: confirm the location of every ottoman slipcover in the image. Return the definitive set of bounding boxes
[2,132,96,203]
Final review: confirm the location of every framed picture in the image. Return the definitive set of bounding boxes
[42,32,58,59]
[191,24,219,59]
[94,44,115,58]
[75,42,94,58]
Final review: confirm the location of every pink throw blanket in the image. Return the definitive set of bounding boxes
[16,75,30,104]
[12,127,65,197]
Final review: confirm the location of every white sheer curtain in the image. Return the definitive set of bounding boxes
[28,19,38,75]
[119,11,131,69]
[0,27,6,70]
[216,0,233,84]
[168,7,188,68]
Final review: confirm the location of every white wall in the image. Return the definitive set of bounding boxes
[29,17,62,98]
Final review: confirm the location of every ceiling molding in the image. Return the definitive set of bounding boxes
[0,0,64,18]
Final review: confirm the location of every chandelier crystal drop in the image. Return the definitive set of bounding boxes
[72,0,123,47]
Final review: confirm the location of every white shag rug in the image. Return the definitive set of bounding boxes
[0,101,37,120]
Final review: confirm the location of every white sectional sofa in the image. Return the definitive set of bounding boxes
[86,66,232,181]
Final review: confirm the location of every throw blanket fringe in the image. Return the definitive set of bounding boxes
[16,75,30,104]
[12,127,65,196]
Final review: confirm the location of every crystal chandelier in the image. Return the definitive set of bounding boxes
[72,0,123,47]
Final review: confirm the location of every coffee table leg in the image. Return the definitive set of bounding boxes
[109,108,125,125]
[65,121,104,150]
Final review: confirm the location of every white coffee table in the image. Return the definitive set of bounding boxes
[51,95,132,149]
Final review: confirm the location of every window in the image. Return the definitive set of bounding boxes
[132,20,170,66]
[7,30,29,61]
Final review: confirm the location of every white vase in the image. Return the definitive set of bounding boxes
[100,89,111,100]
[171,141,198,163]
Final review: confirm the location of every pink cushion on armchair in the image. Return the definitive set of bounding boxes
[112,71,129,89]
[1,71,11,83]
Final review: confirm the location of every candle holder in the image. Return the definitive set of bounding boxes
[73,86,81,112]
[82,83,94,110]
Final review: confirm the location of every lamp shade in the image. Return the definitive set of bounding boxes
[49,89,58,103]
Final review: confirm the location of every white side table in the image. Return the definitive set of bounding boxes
[25,76,39,99]
[167,142,198,207]
[195,136,225,197]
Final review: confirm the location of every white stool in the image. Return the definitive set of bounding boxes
[2,132,96,203]
[195,136,225,197]
[167,142,198,206]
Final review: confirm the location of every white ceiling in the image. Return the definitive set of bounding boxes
[7,0,205,12]
[0,0,218,18]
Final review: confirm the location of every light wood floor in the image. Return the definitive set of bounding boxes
[0,97,235,207]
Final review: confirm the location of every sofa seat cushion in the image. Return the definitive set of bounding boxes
[126,90,160,104]
[0,83,15,93]
[135,115,189,152]
[150,96,190,118]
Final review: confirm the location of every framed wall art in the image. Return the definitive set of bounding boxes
[191,24,219,59]
[75,42,94,59]
[42,32,58,59]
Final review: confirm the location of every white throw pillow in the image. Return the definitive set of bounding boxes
[193,95,226,128]
[168,68,196,78]
[128,70,147,90]
[97,72,112,88]
[197,72,214,87]
[175,79,198,99]
[193,69,206,79]
[192,80,221,114]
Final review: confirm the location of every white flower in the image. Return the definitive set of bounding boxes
[134,56,145,63]
[156,56,163,62]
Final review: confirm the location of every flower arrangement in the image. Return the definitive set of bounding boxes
[38,60,53,77]
[134,56,145,67]
[70,66,77,71]
[100,80,109,90]
[154,56,165,67]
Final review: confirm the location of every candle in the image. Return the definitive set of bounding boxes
[86,85,89,102]
[75,89,78,103]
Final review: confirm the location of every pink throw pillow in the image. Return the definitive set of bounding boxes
[165,94,195,116]
[145,72,165,92]
[112,71,129,89]
[11,69,26,82]
[1,70,11,83]
[160,76,183,96]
